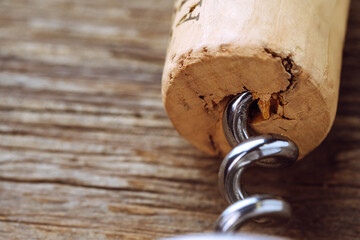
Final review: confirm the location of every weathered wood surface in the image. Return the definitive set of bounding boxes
[0,0,359,239]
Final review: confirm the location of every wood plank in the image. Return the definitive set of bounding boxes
[0,0,359,239]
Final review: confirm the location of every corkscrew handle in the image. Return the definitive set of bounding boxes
[163,233,289,240]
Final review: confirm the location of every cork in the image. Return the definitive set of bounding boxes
[162,0,350,158]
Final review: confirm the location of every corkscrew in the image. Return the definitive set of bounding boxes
[215,91,299,232]
[165,91,299,239]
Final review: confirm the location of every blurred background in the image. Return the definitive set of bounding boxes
[0,0,359,239]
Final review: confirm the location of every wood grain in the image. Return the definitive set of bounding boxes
[0,0,359,239]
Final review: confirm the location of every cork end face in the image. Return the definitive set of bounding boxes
[162,46,333,159]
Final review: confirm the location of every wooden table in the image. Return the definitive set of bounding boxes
[0,1,359,239]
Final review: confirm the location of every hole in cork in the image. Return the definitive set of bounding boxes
[249,100,263,124]
[249,97,279,124]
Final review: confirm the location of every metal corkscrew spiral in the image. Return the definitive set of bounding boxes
[214,91,299,233]
[164,91,300,239]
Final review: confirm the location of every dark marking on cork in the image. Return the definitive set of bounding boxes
[208,134,216,152]
[176,0,202,27]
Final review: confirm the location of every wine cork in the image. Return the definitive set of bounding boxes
[162,0,350,158]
